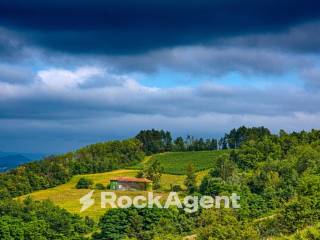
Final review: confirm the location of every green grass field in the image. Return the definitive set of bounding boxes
[149,150,229,174]
[18,169,209,220]
[18,150,223,220]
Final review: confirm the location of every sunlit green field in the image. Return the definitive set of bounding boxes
[18,151,220,220]
[18,169,209,220]
[149,150,229,174]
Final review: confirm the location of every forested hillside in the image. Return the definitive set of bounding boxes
[97,128,320,239]
[1,127,320,239]
[0,139,144,198]
[195,129,320,239]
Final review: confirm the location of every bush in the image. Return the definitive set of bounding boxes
[171,184,182,192]
[76,178,93,189]
[95,183,105,190]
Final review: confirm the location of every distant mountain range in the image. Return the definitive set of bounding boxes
[0,151,46,172]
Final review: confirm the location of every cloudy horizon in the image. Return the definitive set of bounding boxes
[1,0,320,153]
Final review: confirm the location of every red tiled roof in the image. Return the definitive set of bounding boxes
[111,177,152,183]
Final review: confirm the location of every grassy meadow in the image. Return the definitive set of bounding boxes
[17,150,223,220]
[18,168,210,220]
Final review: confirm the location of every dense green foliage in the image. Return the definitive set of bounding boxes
[136,129,218,155]
[136,129,173,155]
[197,128,320,238]
[76,178,93,189]
[219,126,272,149]
[277,222,320,239]
[0,139,144,198]
[196,209,259,240]
[0,198,93,239]
[93,207,193,240]
[136,126,270,155]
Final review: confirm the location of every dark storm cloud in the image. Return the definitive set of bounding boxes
[107,46,313,75]
[220,21,320,54]
[1,1,320,153]
[0,0,320,55]
[0,28,25,60]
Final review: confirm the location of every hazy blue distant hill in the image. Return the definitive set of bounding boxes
[0,152,46,172]
[0,151,10,158]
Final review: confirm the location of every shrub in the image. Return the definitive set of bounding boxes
[95,183,105,190]
[171,184,182,192]
[76,178,93,189]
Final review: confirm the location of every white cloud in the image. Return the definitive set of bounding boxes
[38,66,105,89]
[1,64,320,152]
[1,65,320,119]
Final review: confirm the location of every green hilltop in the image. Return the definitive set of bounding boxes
[1,127,320,240]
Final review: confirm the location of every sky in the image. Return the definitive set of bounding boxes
[1,0,320,153]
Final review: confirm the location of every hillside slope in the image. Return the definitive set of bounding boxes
[19,168,209,220]
[18,150,220,220]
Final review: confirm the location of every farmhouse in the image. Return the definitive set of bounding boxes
[110,177,152,191]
